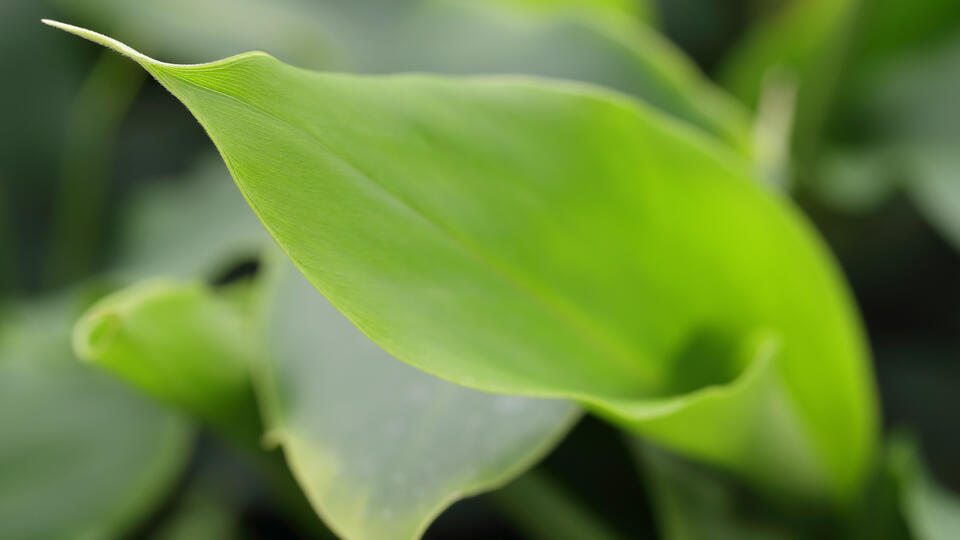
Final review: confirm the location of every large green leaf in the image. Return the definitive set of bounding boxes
[0,292,191,539]
[259,256,579,539]
[55,0,748,152]
[49,22,877,502]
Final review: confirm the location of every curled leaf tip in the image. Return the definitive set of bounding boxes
[72,310,122,364]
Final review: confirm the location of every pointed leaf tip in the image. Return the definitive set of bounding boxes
[42,19,156,66]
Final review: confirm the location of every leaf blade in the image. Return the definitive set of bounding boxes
[49,23,878,502]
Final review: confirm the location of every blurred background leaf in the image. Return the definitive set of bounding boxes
[0,291,192,539]
[53,0,752,152]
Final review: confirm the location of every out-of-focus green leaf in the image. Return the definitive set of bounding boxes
[73,279,262,442]
[55,0,748,152]
[75,258,579,540]
[51,24,878,502]
[810,149,901,215]
[112,156,269,281]
[634,443,806,540]
[907,146,960,252]
[853,35,960,144]
[1,0,89,291]
[488,0,654,24]
[720,0,960,165]
[721,0,960,110]
[151,484,237,540]
[887,436,960,540]
[719,0,856,109]
[259,257,579,540]
[0,292,191,539]
[826,35,960,249]
[45,50,145,287]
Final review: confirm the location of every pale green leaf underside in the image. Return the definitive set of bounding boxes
[47,21,877,502]
[260,256,579,540]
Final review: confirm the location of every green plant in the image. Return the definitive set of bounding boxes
[8,8,956,539]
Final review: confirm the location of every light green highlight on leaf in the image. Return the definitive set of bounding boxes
[47,21,878,503]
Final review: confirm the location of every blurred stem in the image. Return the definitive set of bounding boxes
[488,470,625,540]
[45,50,145,287]
[791,0,866,170]
[754,68,797,193]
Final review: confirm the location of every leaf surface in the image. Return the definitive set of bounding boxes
[74,258,579,540]
[887,436,960,540]
[259,256,579,540]
[73,279,263,442]
[49,22,877,502]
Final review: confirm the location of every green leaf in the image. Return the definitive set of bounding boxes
[152,483,238,540]
[55,0,747,151]
[48,22,877,503]
[633,443,807,540]
[111,155,269,281]
[907,145,960,252]
[719,0,960,163]
[887,436,960,540]
[75,256,578,539]
[259,256,579,540]
[485,0,655,24]
[719,0,856,109]
[827,35,960,249]
[73,279,263,442]
[0,292,191,539]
